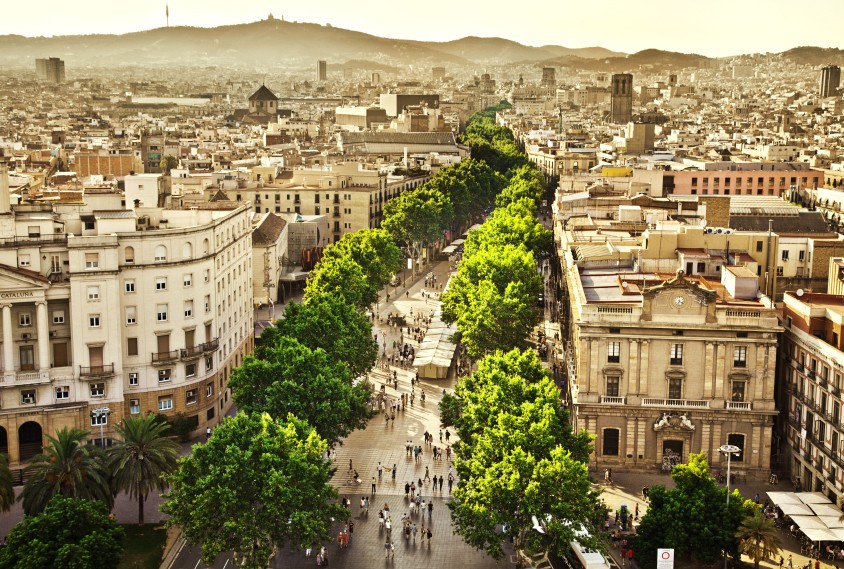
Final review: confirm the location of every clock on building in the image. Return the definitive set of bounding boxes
[673,295,686,307]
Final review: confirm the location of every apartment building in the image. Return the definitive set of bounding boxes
[0,155,252,467]
[780,290,844,505]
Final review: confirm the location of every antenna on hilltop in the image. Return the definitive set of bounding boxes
[166,2,169,27]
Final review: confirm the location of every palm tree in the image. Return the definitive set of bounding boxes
[20,427,112,516]
[0,454,15,512]
[737,509,782,569]
[108,413,180,524]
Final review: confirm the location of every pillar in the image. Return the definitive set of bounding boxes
[714,342,726,398]
[36,302,49,372]
[704,342,714,397]
[639,340,650,394]
[629,339,639,395]
[1,304,12,375]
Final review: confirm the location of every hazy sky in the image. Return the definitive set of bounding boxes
[2,0,841,57]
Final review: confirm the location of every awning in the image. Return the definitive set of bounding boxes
[810,503,844,518]
[779,503,814,516]
[801,527,839,542]
[791,516,828,530]
[767,491,803,505]
[799,492,833,505]
[818,516,844,529]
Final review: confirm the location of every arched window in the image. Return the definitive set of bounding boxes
[182,242,193,260]
[124,246,135,264]
[203,238,210,255]
[154,245,167,262]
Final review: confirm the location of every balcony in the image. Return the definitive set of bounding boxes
[152,350,179,364]
[79,364,114,378]
[201,339,219,353]
[725,401,752,410]
[807,369,816,380]
[0,234,68,248]
[180,345,203,360]
[641,398,710,409]
[600,396,626,405]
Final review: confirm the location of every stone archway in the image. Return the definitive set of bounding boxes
[18,421,42,462]
[0,427,7,457]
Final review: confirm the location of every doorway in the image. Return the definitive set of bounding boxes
[18,421,42,461]
[53,342,69,367]
[19,346,34,371]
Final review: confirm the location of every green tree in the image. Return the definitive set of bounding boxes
[162,412,347,569]
[464,201,552,259]
[448,349,600,559]
[304,254,375,308]
[737,508,781,569]
[0,454,14,513]
[230,336,371,446]
[158,155,178,175]
[0,495,124,569]
[107,413,180,525]
[320,229,402,293]
[20,427,113,516]
[382,186,453,256]
[260,295,377,379]
[633,453,747,568]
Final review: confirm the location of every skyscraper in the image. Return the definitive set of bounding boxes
[316,60,327,82]
[35,57,65,83]
[611,73,633,124]
[541,67,556,87]
[820,65,841,98]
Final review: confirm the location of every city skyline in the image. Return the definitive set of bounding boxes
[2,0,842,59]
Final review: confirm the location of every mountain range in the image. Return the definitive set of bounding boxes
[0,19,839,71]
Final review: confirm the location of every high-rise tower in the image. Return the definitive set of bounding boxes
[820,65,841,98]
[316,60,327,82]
[611,73,633,124]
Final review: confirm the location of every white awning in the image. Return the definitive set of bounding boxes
[791,516,828,530]
[799,492,833,505]
[801,527,839,542]
[811,503,844,518]
[779,503,814,516]
[767,491,802,505]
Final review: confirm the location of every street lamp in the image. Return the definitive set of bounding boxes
[719,443,741,569]
[91,407,111,449]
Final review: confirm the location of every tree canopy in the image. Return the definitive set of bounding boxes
[633,453,749,568]
[382,185,453,250]
[261,295,378,379]
[445,349,599,559]
[230,336,371,446]
[303,253,375,309]
[162,412,347,569]
[318,229,402,293]
[0,495,124,569]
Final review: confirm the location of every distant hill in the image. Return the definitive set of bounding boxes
[411,36,626,64]
[535,48,713,72]
[781,46,844,66]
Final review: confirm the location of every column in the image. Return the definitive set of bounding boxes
[703,342,714,397]
[1,304,12,375]
[639,340,650,395]
[629,340,639,395]
[36,301,49,372]
[584,338,594,393]
[626,417,636,461]
[637,420,646,461]
[714,342,726,399]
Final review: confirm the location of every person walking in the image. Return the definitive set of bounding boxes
[372,476,377,494]
[448,473,454,494]
[405,481,410,498]
[392,464,397,481]
[427,499,433,518]
[787,554,793,568]
[439,429,443,442]
[445,429,450,442]
[378,462,384,478]
[426,527,433,547]
[438,475,444,492]
[424,466,431,483]
[411,522,418,543]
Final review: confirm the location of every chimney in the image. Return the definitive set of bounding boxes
[0,150,10,214]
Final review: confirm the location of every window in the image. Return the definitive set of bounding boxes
[205,356,214,372]
[781,250,789,261]
[207,407,215,421]
[85,253,99,269]
[186,389,197,405]
[186,363,196,378]
[130,399,140,414]
[206,382,214,397]
[18,254,30,267]
[158,369,171,383]
[602,428,620,456]
[731,381,746,402]
[19,313,31,327]
[89,314,101,328]
[156,304,168,322]
[184,300,194,318]
[204,295,211,313]
[203,269,210,283]
[154,245,167,262]
[124,246,135,264]
[670,344,683,366]
[126,306,137,325]
[158,396,173,411]
[55,386,69,400]
[183,274,193,287]
[607,342,620,363]
[668,377,683,400]
[90,383,105,398]
[125,280,135,293]
[128,372,139,386]
[91,412,108,426]
[606,376,620,397]
[727,433,745,462]
[696,262,705,273]
[734,346,747,368]
[52,310,65,324]
[756,241,763,253]
[21,389,36,404]
[155,277,167,291]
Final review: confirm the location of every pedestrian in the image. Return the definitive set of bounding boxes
[378,510,385,529]
[448,474,454,493]
[634,502,639,520]
[365,497,370,512]
[418,476,423,489]
[385,516,392,537]
[316,552,323,566]
[426,527,432,546]
[405,481,410,498]
[411,522,417,542]
[787,554,793,568]
[410,481,416,499]
[445,429,450,442]
[439,475,444,492]
[433,446,438,460]
[349,458,353,472]
[372,476,377,494]
[446,446,451,461]
[392,464,397,481]
[205,426,211,441]
[428,500,433,517]
[306,544,312,557]
[439,429,443,442]
[384,540,392,558]
[425,466,430,482]
[778,555,784,568]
